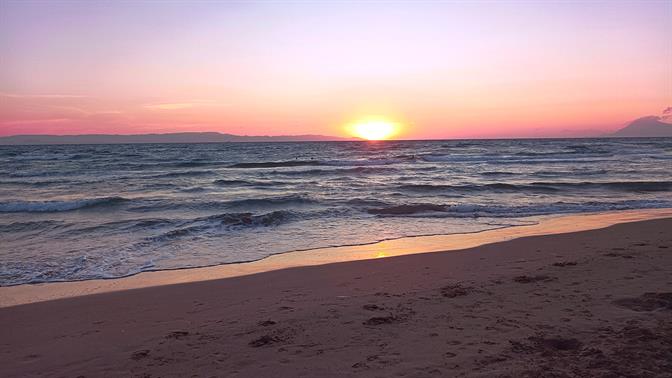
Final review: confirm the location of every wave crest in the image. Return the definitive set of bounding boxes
[151,210,295,242]
[367,199,672,218]
[396,181,672,193]
[228,161,321,168]
[0,197,128,213]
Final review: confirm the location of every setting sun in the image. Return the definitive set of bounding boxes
[349,120,399,140]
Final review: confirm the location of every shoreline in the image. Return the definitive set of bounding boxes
[1,212,670,376]
[1,207,671,308]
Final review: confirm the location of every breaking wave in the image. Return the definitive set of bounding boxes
[0,197,129,213]
[366,199,672,218]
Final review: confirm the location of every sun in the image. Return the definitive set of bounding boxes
[349,119,399,140]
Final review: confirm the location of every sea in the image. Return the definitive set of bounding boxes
[1,138,671,286]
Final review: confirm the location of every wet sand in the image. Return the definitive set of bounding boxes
[1,216,671,377]
[2,208,671,308]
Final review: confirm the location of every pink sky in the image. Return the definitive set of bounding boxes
[1,1,670,139]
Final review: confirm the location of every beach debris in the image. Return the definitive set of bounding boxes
[510,336,582,354]
[613,292,672,312]
[552,261,577,267]
[604,252,635,259]
[362,304,384,311]
[258,320,277,327]
[363,315,398,326]
[130,350,150,360]
[351,362,369,369]
[165,331,189,340]
[513,275,554,283]
[440,284,471,298]
[249,335,281,347]
[531,337,582,351]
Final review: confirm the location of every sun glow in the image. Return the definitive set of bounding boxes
[349,119,399,140]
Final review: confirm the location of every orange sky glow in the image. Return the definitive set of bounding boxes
[0,1,670,139]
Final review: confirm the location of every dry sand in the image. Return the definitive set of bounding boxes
[1,217,671,377]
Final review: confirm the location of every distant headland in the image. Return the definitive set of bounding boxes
[0,132,358,145]
[609,115,672,137]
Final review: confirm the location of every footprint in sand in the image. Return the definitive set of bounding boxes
[165,331,189,340]
[362,304,385,311]
[248,335,282,347]
[440,284,471,298]
[613,292,672,312]
[552,261,577,267]
[510,336,582,353]
[604,253,635,259]
[363,315,398,326]
[130,350,150,360]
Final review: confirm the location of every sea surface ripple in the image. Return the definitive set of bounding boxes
[1,138,671,285]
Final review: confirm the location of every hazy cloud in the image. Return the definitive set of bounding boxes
[143,101,228,111]
[0,92,89,99]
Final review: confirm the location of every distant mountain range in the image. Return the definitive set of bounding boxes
[0,132,357,145]
[610,116,672,137]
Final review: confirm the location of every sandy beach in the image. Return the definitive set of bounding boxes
[3,1,671,376]
[1,213,671,377]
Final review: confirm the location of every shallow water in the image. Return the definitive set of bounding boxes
[1,138,671,285]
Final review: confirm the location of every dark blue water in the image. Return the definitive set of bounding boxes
[1,138,671,285]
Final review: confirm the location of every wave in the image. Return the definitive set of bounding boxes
[367,199,672,218]
[199,210,293,227]
[368,204,448,215]
[228,160,321,168]
[126,194,317,212]
[529,170,610,177]
[342,198,391,207]
[396,180,672,193]
[225,194,317,208]
[149,170,214,178]
[0,220,66,233]
[180,187,207,193]
[0,197,128,213]
[59,217,177,236]
[513,150,610,157]
[141,182,179,190]
[213,179,256,186]
[227,157,411,169]
[0,178,74,187]
[170,161,226,168]
[322,158,411,166]
[6,170,78,178]
[481,171,518,176]
[529,181,672,192]
[213,179,283,187]
[268,166,399,177]
[444,200,672,218]
[396,183,558,193]
[149,210,296,242]
[420,154,613,165]
[65,207,330,240]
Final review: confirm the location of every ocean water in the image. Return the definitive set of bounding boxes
[1,138,671,286]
